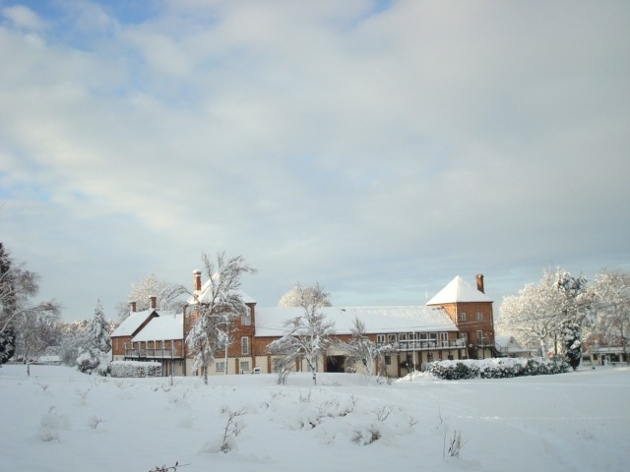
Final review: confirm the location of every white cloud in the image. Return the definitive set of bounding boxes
[0,0,629,319]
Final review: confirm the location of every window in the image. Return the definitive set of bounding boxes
[459,312,467,321]
[476,312,483,321]
[240,361,250,373]
[215,361,226,373]
[477,330,484,345]
[241,310,251,326]
[439,332,448,347]
[376,334,386,345]
[388,334,397,344]
[384,355,391,366]
[399,333,407,341]
[241,336,250,355]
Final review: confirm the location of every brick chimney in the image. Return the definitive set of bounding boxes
[130,301,137,313]
[149,295,157,310]
[193,270,202,291]
[475,274,485,293]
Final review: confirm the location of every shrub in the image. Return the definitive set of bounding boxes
[110,361,162,378]
[424,357,569,380]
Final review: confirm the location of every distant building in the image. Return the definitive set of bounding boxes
[113,273,497,377]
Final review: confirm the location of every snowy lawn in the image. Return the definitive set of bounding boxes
[1,364,628,472]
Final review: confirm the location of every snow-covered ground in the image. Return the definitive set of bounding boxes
[1,364,628,472]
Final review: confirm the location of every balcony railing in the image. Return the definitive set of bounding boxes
[125,347,183,359]
[377,339,466,351]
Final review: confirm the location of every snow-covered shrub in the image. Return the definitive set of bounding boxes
[76,349,100,374]
[39,408,71,442]
[110,361,162,378]
[424,357,569,380]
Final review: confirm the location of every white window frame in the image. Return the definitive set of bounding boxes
[241,336,250,355]
[476,312,483,321]
[240,361,250,374]
[215,361,226,373]
[459,312,467,321]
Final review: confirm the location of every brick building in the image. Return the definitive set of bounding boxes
[113,273,497,378]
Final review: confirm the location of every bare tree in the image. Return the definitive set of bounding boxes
[185,252,256,384]
[268,282,335,385]
[1,243,62,371]
[342,317,395,384]
[590,269,630,363]
[15,304,61,376]
[116,274,187,320]
[278,283,332,307]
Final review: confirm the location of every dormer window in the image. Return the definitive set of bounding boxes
[241,310,251,326]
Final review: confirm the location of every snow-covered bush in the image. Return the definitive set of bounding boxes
[110,361,162,378]
[38,407,70,442]
[424,357,569,380]
[76,349,100,374]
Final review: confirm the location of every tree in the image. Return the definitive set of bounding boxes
[342,317,395,384]
[590,269,630,364]
[498,269,563,356]
[185,252,256,384]
[267,282,335,385]
[555,270,591,371]
[0,243,61,372]
[86,300,111,352]
[278,283,332,307]
[116,274,187,320]
[15,305,61,376]
[498,267,591,369]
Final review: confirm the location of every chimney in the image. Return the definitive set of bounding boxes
[149,295,157,310]
[193,269,202,291]
[130,301,137,313]
[475,274,485,293]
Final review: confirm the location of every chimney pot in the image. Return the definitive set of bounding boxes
[149,296,157,310]
[475,274,485,293]
[130,301,137,312]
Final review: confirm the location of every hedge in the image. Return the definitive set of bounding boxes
[110,361,162,378]
[423,357,570,380]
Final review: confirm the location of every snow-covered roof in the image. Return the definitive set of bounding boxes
[111,310,156,338]
[132,312,183,342]
[495,335,532,354]
[255,305,457,337]
[427,276,493,305]
[190,278,256,305]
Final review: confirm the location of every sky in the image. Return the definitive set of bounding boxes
[1,0,629,322]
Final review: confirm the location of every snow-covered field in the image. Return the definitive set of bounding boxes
[1,364,628,472]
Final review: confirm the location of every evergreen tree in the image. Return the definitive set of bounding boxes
[87,300,111,352]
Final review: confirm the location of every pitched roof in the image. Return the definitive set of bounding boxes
[254,305,457,338]
[132,312,183,342]
[426,276,493,305]
[111,310,156,337]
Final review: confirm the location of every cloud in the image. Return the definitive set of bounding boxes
[0,0,629,319]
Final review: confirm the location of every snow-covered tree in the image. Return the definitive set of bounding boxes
[498,269,563,356]
[86,300,111,352]
[57,320,89,366]
[0,242,62,372]
[15,306,61,376]
[498,267,591,368]
[342,317,395,384]
[278,283,332,307]
[268,282,335,385]
[185,252,256,384]
[116,274,187,320]
[589,269,630,363]
[555,270,591,370]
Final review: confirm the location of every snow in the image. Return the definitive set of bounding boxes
[1,364,628,471]
[132,313,183,342]
[110,311,155,337]
[255,305,456,337]
[191,278,256,305]
[427,276,493,304]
